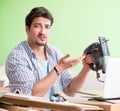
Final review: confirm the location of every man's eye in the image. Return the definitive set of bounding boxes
[46,26,51,29]
[34,25,40,28]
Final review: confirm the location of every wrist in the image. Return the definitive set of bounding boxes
[82,66,91,73]
[54,64,63,76]
[54,67,59,76]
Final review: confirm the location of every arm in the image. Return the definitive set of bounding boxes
[32,54,86,96]
[32,67,59,96]
[63,63,90,96]
[59,54,92,96]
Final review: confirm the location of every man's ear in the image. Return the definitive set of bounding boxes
[25,26,30,33]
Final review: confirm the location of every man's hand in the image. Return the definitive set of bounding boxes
[56,54,86,71]
[82,54,94,71]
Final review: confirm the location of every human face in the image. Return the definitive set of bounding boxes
[26,17,51,47]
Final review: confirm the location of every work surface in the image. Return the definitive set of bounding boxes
[68,92,120,111]
[1,93,120,111]
[77,101,120,111]
[0,93,103,111]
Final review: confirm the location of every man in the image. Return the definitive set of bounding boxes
[5,7,92,101]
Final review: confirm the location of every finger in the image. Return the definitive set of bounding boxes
[77,55,86,61]
[69,56,85,65]
[62,54,70,60]
[85,55,94,64]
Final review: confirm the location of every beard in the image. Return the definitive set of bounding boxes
[35,34,47,46]
[35,41,47,46]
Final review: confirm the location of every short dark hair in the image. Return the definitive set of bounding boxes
[25,7,54,27]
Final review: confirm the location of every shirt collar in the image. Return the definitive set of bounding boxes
[23,41,36,59]
[23,41,52,59]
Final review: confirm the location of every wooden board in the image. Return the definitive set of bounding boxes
[0,93,103,111]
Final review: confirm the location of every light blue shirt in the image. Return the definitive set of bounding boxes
[38,60,51,98]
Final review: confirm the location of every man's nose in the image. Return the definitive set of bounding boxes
[40,27,46,34]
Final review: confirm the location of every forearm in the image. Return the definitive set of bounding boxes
[32,66,62,97]
[64,67,90,96]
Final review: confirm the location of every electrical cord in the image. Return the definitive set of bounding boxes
[96,72,104,83]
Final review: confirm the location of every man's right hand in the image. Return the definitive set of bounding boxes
[56,54,86,73]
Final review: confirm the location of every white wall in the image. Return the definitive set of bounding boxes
[0,64,9,87]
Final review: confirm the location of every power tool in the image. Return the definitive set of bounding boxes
[84,37,110,82]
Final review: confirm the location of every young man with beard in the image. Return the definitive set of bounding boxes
[5,7,92,101]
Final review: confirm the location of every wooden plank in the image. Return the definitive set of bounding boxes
[0,93,103,111]
[0,107,9,111]
[77,101,120,111]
